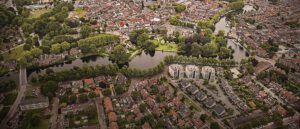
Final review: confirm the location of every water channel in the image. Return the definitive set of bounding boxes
[214,17,249,62]
[27,51,177,79]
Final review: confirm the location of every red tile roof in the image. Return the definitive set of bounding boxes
[104,97,113,113]
[84,78,94,85]
[108,112,118,123]
[109,122,119,129]
[142,122,152,129]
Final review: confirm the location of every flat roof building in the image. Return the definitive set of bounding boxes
[185,65,200,79]
[20,97,49,111]
[169,64,184,79]
[201,66,216,82]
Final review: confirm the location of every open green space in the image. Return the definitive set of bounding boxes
[66,106,99,128]
[20,109,50,129]
[2,45,25,61]
[75,8,87,18]
[29,118,49,129]
[3,92,18,105]
[29,9,52,19]
[0,107,10,121]
[152,40,178,52]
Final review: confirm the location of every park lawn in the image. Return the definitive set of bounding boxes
[0,107,10,121]
[30,118,49,129]
[2,45,25,61]
[3,92,18,106]
[29,9,51,19]
[152,40,178,52]
[69,8,87,18]
[129,49,142,60]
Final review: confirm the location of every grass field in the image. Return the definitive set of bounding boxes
[152,40,178,52]
[69,8,87,18]
[30,119,49,129]
[2,45,25,61]
[29,9,51,19]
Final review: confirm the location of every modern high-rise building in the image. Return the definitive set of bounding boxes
[185,65,200,79]
[169,64,184,79]
[201,66,215,82]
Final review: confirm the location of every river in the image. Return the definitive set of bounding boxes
[214,16,249,62]
[27,51,177,79]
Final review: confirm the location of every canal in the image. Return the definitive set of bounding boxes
[214,16,249,62]
[27,51,177,79]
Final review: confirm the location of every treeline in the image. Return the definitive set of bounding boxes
[78,34,120,53]
[35,55,240,83]
[36,62,165,83]
[0,80,17,93]
[164,55,238,66]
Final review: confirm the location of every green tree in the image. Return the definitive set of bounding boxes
[229,0,244,11]
[137,33,149,47]
[61,41,70,51]
[103,88,111,96]
[80,24,93,38]
[191,42,201,57]
[219,47,232,59]
[30,114,41,127]
[68,94,77,104]
[115,85,124,95]
[41,81,58,98]
[200,43,218,57]
[88,92,97,98]
[109,45,129,65]
[210,122,220,129]
[173,3,186,13]
[78,94,88,103]
[200,114,208,122]
[50,43,62,54]
[22,22,33,35]
[30,48,43,58]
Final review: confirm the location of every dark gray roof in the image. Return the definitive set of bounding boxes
[195,91,207,101]
[213,104,225,115]
[186,85,198,94]
[180,80,190,87]
[20,97,49,105]
[204,98,216,108]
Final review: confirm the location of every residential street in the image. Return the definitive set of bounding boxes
[50,97,59,129]
[95,96,107,129]
[0,66,27,128]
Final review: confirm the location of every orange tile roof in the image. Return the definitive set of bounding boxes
[108,112,118,123]
[104,97,113,113]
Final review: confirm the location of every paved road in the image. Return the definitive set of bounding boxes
[0,66,27,128]
[50,97,59,129]
[95,96,107,129]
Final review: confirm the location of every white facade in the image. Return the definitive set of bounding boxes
[201,66,216,82]
[169,64,184,79]
[20,98,49,111]
[185,65,200,79]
